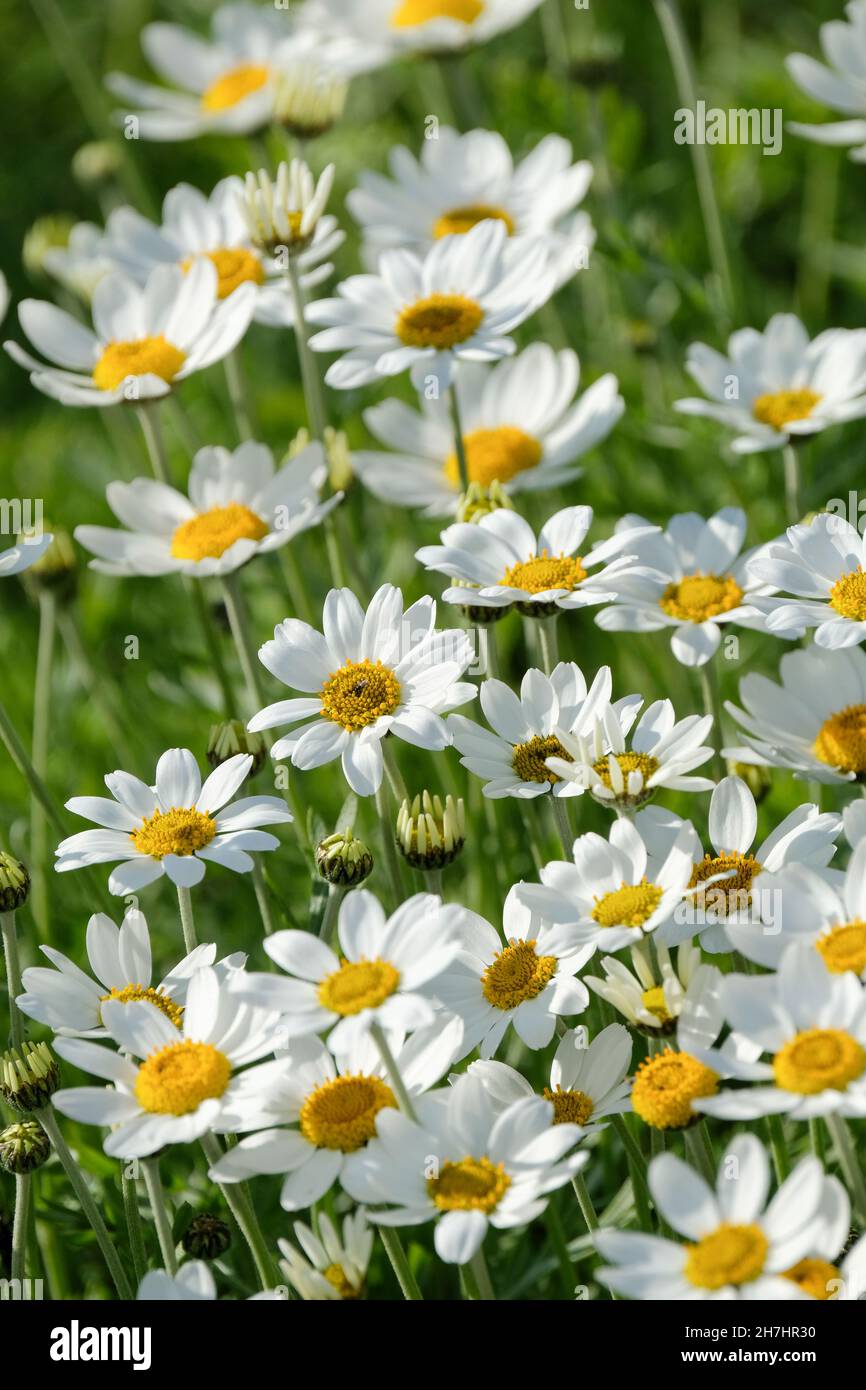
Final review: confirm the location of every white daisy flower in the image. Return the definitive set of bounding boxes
[595,507,775,668]
[4,259,255,408]
[208,1019,462,1209]
[16,906,243,1039]
[448,661,640,800]
[596,1134,827,1300]
[278,1210,373,1301]
[787,1174,866,1300]
[306,219,554,391]
[786,3,866,161]
[674,313,866,454]
[230,889,463,1051]
[52,966,283,1158]
[584,939,704,1037]
[546,697,716,811]
[100,177,342,331]
[347,127,594,291]
[0,532,54,578]
[74,440,337,579]
[515,815,698,957]
[352,347,623,517]
[416,505,657,615]
[137,1262,281,1300]
[467,1022,633,1133]
[747,513,866,650]
[352,1070,587,1265]
[692,943,866,1122]
[55,746,292,896]
[248,583,475,797]
[725,644,866,785]
[435,885,592,1058]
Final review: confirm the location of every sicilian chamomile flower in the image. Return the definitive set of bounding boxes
[137,1261,281,1301]
[674,313,866,454]
[230,889,463,1051]
[416,506,657,617]
[16,906,242,1039]
[725,645,866,785]
[100,177,343,329]
[351,347,623,517]
[55,746,292,896]
[747,512,866,650]
[208,1020,462,1210]
[585,939,705,1038]
[347,127,595,291]
[350,1070,587,1265]
[515,815,698,957]
[306,219,554,391]
[239,160,336,261]
[4,260,255,408]
[0,532,53,578]
[74,440,338,578]
[434,885,592,1059]
[467,1023,633,1133]
[596,1134,827,1301]
[545,698,716,812]
[52,966,283,1158]
[248,583,475,797]
[785,2,866,161]
[278,1210,373,1301]
[595,507,775,668]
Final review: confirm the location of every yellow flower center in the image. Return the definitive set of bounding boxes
[299,1073,396,1151]
[319,659,402,731]
[501,551,587,595]
[99,984,183,1029]
[93,336,186,392]
[591,752,660,790]
[433,204,515,239]
[318,958,401,1016]
[684,1223,768,1290]
[511,734,572,785]
[816,921,866,976]
[591,879,664,929]
[782,1257,840,1301]
[130,807,216,859]
[772,1028,866,1095]
[427,1155,510,1213]
[443,426,541,489]
[631,1049,719,1130]
[687,851,762,919]
[134,1040,231,1115]
[641,985,673,1024]
[391,0,484,28]
[181,248,265,300]
[542,1085,594,1126]
[814,704,866,776]
[752,387,822,432]
[324,1263,361,1299]
[200,64,270,113]
[170,503,268,562]
[829,567,866,623]
[659,573,743,624]
[481,939,557,1011]
[395,293,484,349]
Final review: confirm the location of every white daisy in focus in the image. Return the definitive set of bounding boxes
[416,506,657,614]
[515,815,698,957]
[55,747,292,896]
[595,507,775,668]
[4,260,255,408]
[278,1210,373,1301]
[584,939,704,1037]
[248,583,475,797]
[306,219,554,391]
[352,347,623,517]
[229,889,463,1051]
[448,661,641,799]
[52,966,283,1158]
[747,513,866,650]
[0,532,54,578]
[596,1134,826,1300]
[435,885,592,1059]
[74,440,338,578]
[207,1019,463,1209]
[350,1070,587,1266]
[674,314,866,454]
[16,906,242,1038]
[786,3,866,161]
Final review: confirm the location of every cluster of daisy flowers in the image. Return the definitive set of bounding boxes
[7,0,866,1310]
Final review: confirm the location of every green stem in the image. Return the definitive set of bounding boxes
[200,1133,278,1289]
[782,443,802,526]
[571,1170,599,1233]
[2,911,25,1049]
[143,1156,177,1276]
[468,1246,495,1299]
[287,255,327,440]
[319,882,344,942]
[825,1114,866,1224]
[382,740,408,804]
[11,1174,31,1282]
[436,54,484,130]
[537,616,560,676]
[685,1124,716,1185]
[370,1019,418,1121]
[551,795,573,860]
[374,782,404,906]
[220,571,265,712]
[251,858,277,936]
[121,1164,147,1286]
[224,346,255,441]
[176,885,197,953]
[136,401,172,485]
[187,579,236,718]
[544,1200,577,1297]
[378,1225,424,1300]
[698,657,725,780]
[30,589,56,937]
[0,696,65,834]
[447,381,470,493]
[56,608,127,761]
[766,1113,790,1183]
[612,1115,653,1230]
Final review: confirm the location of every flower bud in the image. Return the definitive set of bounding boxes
[0,852,30,912]
[456,481,513,524]
[397,792,465,871]
[316,829,373,886]
[207,719,268,777]
[20,524,77,601]
[0,1120,51,1174]
[22,215,75,278]
[182,1212,231,1260]
[72,141,122,189]
[0,1043,60,1114]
